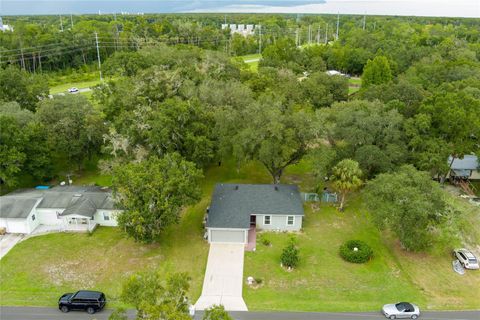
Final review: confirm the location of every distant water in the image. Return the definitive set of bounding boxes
[1,0,478,18]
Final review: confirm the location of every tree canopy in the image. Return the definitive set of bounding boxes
[112,154,202,242]
[364,165,448,251]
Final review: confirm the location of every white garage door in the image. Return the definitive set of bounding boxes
[0,218,29,234]
[210,229,246,244]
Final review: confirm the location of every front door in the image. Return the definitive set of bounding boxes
[250,215,256,226]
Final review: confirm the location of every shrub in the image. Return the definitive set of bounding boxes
[280,236,299,268]
[339,240,373,263]
[260,234,271,246]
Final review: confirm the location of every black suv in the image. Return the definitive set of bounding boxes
[58,290,106,314]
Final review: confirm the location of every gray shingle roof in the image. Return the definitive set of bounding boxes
[207,183,304,229]
[449,155,479,170]
[0,197,40,218]
[0,185,118,220]
[60,196,97,218]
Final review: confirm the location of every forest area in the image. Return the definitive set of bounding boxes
[1,13,480,317]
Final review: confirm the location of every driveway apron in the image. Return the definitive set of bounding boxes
[195,243,248,311]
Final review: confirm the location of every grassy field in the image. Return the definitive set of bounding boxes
[1,158,479,311]
[49,79,102,95]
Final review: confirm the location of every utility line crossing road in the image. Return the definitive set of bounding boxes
[1,307,479,320]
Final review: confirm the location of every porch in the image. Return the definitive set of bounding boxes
[63,216,97,232]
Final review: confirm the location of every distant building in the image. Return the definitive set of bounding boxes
[221,23,256,37]
[0,17,13,32]
[326,70,346,76]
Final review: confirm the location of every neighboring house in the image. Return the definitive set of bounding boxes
[206,184,304,244]
[0,186,120,234]
[0,17,13,32]
[449,155,480,180]
[326,70,346,76]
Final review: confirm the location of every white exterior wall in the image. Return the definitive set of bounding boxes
[0,218,29,233]
[256,214,303,231]
[36,208,64,226]
[471,170,480,180]
[25,209,40,233]
[0,198,42,234]
[93,210,119,227]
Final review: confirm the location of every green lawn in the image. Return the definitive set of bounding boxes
[1,158,479,311]
[244,190,480,312]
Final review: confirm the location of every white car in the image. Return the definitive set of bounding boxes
[453,248,479,270]
[382,302,420,319]
[68,87,79,93]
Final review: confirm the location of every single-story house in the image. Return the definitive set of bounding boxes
[206,184,304,244]
[0,185,120,234]
[449,155,480,180]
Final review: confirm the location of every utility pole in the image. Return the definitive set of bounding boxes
[60,15,64,32]
[363,14,366,30]
[295,28,299,47]
[258,24,262,53]
[308,24,312,44]
[20,45,25,70]
[336,13,340,40]
[317,27,320,44]
[70,14,74,28]
[94,32,103,81]
[325,23,328,44]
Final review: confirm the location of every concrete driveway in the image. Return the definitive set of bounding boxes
[0,233,24,260]
[195,243,248,311]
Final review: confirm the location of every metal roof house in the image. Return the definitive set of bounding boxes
[206,184,304,245]
[449,155,480,180]
[0,186,120,234]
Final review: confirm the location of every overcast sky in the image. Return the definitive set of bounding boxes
[1,0,479,18]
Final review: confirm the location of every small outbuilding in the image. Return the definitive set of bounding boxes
[206,184,304,244]
[449,155,480,180]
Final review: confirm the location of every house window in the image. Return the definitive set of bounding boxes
[103,212,110,221]
[264,215,271,225]
[32,214,36,221]
[287,216,294,226]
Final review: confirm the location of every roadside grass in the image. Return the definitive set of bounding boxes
[49,79,101,95]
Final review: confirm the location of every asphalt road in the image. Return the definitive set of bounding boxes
[1,307,479,320]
